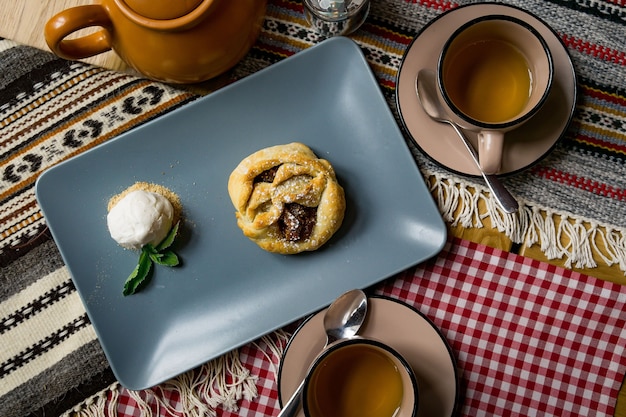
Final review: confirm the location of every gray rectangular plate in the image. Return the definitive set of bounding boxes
[36,37,446,390]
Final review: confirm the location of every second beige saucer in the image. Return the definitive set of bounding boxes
[277,296,459,417]
[396,3,577,176]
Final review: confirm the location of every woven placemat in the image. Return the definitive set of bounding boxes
[1,0,625,415]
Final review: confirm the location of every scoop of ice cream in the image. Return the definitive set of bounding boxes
[107,190,174,250]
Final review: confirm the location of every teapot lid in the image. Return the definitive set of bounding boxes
[123,0,204,20]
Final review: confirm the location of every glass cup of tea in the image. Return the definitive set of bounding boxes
[302,337,418,417]
[436,15,554,174]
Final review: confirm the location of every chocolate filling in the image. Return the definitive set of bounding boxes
[254,166,279,183]
[279,203,317,242]
[254,166,317,241]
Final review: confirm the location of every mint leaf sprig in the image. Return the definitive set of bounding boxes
[123,222,180,296]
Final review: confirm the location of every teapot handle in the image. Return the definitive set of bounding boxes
[45,5,113,60]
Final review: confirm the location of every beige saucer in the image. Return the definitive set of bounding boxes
[278,296,458,417]
[396,3,577,176]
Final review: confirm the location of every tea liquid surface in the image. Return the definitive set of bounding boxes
[307,345,403,417]
[444,39,532,123]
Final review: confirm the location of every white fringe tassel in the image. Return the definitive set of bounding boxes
[427,171,626,274]
[63,330,290,417]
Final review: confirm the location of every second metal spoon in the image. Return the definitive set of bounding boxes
[278,288,368,417]
[416,69,519,214]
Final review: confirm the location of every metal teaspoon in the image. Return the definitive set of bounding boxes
[278,289,368,417]
[416,69,519,214]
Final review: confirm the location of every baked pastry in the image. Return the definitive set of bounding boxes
[228,142,346,254]
[107,182,182,250]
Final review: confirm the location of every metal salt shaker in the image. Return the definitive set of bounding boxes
[303,0,370,37]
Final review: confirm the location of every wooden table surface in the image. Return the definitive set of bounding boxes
[1,0,127,71]
[3,1,626,415]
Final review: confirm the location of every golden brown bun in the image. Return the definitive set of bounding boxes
[228,142,345,254]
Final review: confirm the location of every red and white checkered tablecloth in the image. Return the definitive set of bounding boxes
[109,237,626,417]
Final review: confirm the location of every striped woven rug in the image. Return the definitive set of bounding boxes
[1,0,625,415]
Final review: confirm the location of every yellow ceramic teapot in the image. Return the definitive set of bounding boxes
[45,0,267,83]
